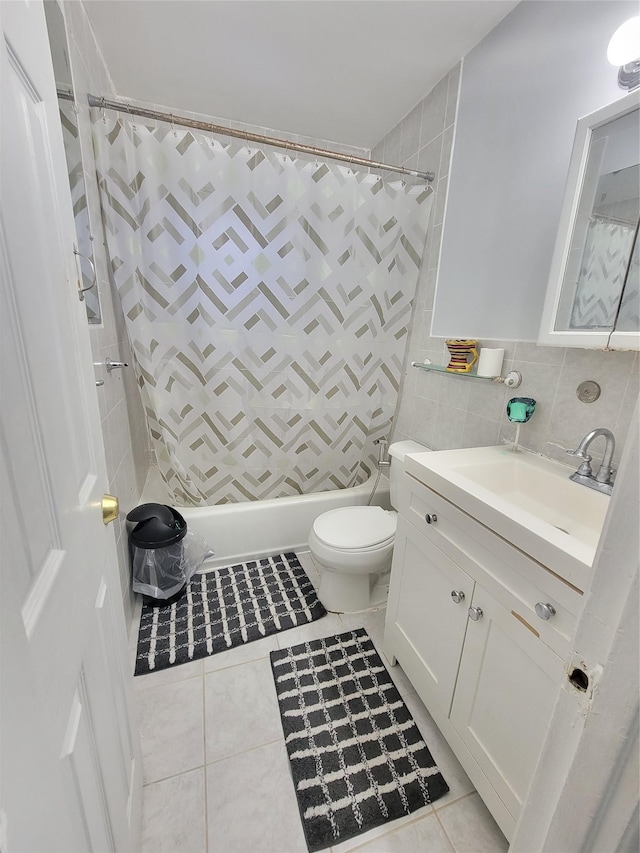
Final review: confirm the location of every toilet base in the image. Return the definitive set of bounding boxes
[317,567,391,614]
[318,570,369,613]
[369,571,391,610]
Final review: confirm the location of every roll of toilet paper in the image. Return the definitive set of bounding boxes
[476,348,504,378]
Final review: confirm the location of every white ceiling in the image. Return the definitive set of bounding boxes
[83,0,519,150]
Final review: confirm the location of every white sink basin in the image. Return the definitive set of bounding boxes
[405,446,610,591]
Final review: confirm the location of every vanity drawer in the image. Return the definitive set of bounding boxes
[399,473,583,658]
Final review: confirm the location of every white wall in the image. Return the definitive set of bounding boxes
[372,6,638,468]
[432,0,638,341]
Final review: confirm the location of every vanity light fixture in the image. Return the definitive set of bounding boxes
[607,16,640,90]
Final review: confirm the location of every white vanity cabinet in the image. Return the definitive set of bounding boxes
[389,516,473,718]
[384,472,582,841]
[449,582,564,824]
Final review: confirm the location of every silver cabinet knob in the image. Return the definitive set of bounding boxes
[424,513,438,524]
[468,606,483,621]
[535,602,556,621]
[451,590,465,604]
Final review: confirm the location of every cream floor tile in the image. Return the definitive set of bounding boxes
[401,692,475,809]
[204,656,282,763]
[296,548,320,582]
[134,658,204,691]
[329,805,435,853]
[203,632,281,673]
[132,552,506,853]
[347,810,454,853]
[436,793,508,852]
[141,768,206,853]
[206,740,307,853]
[339,606,387,650]
[276,611,345,649]
[136,675,204,784]
[378,655,419,702]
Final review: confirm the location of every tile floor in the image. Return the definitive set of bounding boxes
[131,552,509,853]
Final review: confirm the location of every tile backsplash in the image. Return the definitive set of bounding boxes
[372,64,639,470]
[396,341,638,469]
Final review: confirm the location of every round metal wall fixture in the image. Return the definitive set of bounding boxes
[576,380,601,403]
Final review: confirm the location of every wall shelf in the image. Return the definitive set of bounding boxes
[411,361,522,388]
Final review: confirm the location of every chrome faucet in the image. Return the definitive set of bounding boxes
[567,428,616,495]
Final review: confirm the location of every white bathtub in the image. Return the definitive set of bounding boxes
[139,468,391,569]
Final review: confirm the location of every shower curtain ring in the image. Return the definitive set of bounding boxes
[100,96,106,123]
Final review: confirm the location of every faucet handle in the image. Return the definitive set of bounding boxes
[567,448,593,477]
[566,448,592,461]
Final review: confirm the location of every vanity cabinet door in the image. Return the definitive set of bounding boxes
[450,585,564,818]
[385,516,473,717]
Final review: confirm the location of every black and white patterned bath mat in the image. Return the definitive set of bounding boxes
[270,628,449,851]
[135,552,326,675]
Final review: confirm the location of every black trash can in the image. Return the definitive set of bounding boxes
[127,503,188,607]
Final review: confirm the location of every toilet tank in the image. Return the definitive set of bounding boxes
[388,441,430,509]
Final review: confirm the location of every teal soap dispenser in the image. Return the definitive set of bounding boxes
[506,397,536,452]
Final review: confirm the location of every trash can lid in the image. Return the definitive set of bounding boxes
[126,503,187,549]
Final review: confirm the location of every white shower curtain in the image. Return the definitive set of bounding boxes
[570,217,637,329]
[93,112,432,505]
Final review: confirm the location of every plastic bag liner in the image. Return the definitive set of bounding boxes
[131,529,210,599]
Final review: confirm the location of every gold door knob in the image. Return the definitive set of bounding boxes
[102,494,119,525]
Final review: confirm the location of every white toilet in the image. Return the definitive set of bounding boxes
[308,440,428,612]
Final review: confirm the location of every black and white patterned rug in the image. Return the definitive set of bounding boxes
[271,628,449,851]
[135,552,326,675]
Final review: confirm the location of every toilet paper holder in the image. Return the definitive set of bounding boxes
[495,370,522,388]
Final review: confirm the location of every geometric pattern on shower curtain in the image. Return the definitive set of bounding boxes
[616,232,639,332]
[92,114,432,506]
[570,217,637,329]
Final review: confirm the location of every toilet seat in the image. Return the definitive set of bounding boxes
[312,506,396,551]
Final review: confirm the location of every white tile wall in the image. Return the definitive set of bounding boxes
[373,64,639,470]
[106,95,370,162]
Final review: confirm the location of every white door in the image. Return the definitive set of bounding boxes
[0,2,142,850]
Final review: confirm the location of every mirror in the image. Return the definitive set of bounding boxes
[44,0,101,325]
[539,89,639,350]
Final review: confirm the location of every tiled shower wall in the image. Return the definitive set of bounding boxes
[62,1,150,628]
[373,64,639,469]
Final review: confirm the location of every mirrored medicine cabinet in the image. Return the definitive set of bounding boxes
[43,0,101,325]
[539,89,639,350]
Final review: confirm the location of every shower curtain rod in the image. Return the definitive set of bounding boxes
[86,94,435,183]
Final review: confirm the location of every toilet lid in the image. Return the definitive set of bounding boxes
[312,506,397,550]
